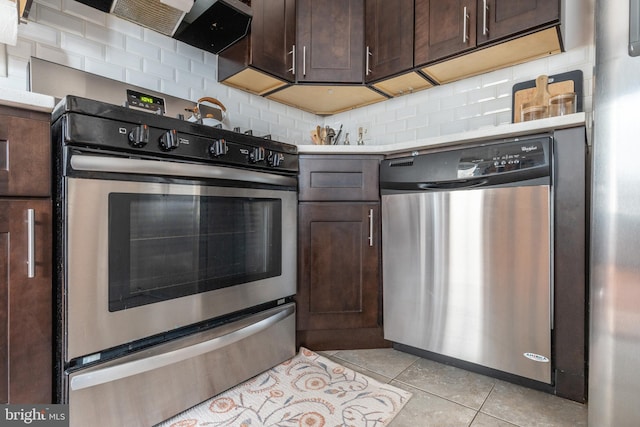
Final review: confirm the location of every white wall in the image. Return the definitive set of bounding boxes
[0,0,594,147]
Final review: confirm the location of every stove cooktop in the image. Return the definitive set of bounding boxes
[52,95,299,175]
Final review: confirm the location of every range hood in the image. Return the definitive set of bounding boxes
[75,0,252,54]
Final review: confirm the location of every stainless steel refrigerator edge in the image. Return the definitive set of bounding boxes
[589,0,640,425]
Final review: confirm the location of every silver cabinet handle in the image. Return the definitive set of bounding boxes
[27,208,35,278]
[483,0,489,36]
[463,6,470,44]
[366,46,372,76]
[302,45,307,77]
[288,44,296,75]
[368,208,374,247]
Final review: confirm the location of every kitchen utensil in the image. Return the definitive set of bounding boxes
[326,126,336,145]
[188,97,228,128]
[310,129,321,145]
[333,124,343,145]
[357,127,366,145]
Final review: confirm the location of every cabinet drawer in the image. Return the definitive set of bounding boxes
[298,155,381,201]
[0,113,51,197]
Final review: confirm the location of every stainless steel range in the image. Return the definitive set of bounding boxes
[51,95,298,427]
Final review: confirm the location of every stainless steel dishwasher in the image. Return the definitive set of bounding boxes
[380,135,552,384]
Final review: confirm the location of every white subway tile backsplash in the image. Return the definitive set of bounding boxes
[125,68,161,91]
[85,24,125,49]
[429,108,455,125]
[143,29,176,51]
[441,119,469,135]
[160,50,190,73]
[126,36,160,60]
[416,123,440,140]
[385,118,406,134]
[260,109,279,125]
[176,69,204,92]
[453,75,482,93]
[106,15,143,39]
[62,0,105,26]
[106,46,142,70]
[34,0,61,11]
[36,43,82,68]
[454,103,483,121]
[190,60,214,79]
[406,114,428,130]
[7,57,30,86]
[239,103,261,121]
[62,32,104,60]
[468,113,497,130]
[467,85,497,104]
[482,68,513,88]
[18,21,59,47]
[176,41,204,62]
[160,79,191,101]
[395,105,417,120]
[7,39,35,60]
[142,58,174,80]
[36,6,84,35]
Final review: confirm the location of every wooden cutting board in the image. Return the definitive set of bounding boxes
[512,70,583,123]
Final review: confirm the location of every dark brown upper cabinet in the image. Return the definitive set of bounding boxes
[218,0,296,95]
[415,0,478,66]
[364,0,415,83]
[477,0,560,45]
[296,0,365,83]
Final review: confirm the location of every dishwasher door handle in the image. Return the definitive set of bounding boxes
[381,178,488,192]
[417,179,488,190]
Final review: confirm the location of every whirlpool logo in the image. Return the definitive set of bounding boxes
[1,405,68,426]
[523,352,550,363]
[521,145,539,152]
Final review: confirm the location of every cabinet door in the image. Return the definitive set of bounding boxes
[364,0,414,82]
[0,114,50,197]
[477,0,560,44]
[0,199,52,403]
[297,203,380,331]
[296,0,365,83]
[415,0,477,66]
[250,0,296,80]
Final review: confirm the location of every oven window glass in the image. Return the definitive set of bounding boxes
[108,193,282,311]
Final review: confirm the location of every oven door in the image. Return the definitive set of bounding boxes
[63,154,297,363]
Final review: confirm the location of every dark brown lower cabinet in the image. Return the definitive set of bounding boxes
[0,199,52,403]
[297,202,389,350]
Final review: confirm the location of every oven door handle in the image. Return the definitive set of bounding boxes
[69,304,294,391]
[70,154,297,188]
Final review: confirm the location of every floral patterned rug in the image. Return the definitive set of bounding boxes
[158,347,412,427]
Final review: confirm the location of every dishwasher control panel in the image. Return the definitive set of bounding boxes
[458,137,550,178]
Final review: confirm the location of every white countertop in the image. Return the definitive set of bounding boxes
[0,88,56,112]
[297,113,588,156]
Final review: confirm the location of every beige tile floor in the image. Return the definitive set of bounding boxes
[319,348,587,427]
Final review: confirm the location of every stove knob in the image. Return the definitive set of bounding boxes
[267,151,283,167]
[159,129,179,151]
[208,139,227,157]
[249,147,265,163]
[128,124,149,148]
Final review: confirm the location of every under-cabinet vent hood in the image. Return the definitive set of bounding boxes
[75,0,251,53]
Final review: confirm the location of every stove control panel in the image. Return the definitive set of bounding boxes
[56,96,298,175]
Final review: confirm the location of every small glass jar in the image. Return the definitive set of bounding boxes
[548,92,577,117]
[521,105,547,122]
